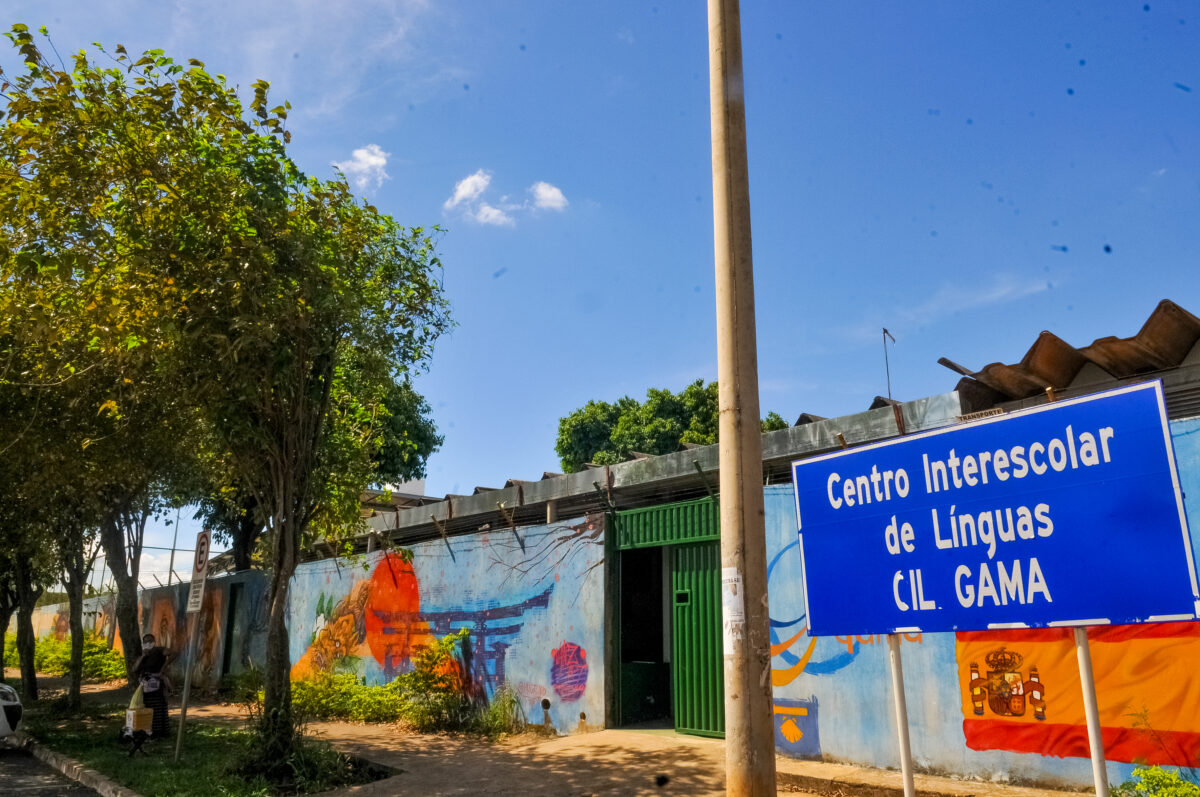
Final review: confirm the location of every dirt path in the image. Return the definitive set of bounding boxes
[28,679,1080,797]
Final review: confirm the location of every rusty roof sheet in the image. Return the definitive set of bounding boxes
[951,299,1200,402]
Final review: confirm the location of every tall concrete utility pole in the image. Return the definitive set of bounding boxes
[707,1,777,795]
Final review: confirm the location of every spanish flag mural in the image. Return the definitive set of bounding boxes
[956,622,1200,766]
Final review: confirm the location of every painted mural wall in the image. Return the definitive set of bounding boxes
[136,570,269,690]
[766,417,1200,788]
[30,593,121,653]
[24,571,268,691]
[287,513,606,733]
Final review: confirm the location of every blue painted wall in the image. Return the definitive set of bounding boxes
[287,514,607,733]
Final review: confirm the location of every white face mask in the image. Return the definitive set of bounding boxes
[144,643,155,651]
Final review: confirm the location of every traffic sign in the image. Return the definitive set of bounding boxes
[185,530,211,614]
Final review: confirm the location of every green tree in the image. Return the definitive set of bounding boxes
[195,379,439,573]
[374,379,443,485]
[1,30,450,764]
[555,379,789,472]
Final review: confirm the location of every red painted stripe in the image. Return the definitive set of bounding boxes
[1088,621,1200,644]
[963,719,1200,766]
[955,628,1070,644]
[955,621,1200,646]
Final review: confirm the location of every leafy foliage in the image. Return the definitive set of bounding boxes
[0,24,450,756]
[555,379,790,472]
[389,628,473,732]
[287,630,524,737]
[374,379,443,486]
[2,632,124,681]
[292,673,406,724]
[1114,767,1200,797]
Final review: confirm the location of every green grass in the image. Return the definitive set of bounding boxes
[22,701,387,796]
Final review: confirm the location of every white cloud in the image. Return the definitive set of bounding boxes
[902,274,1049,325]
[444,169,492,210]
[838,274,1052,345]
[444,171,569,227]
[616,27,635,45]
[333,143,390,191]
[158,0,456,121]
[529,181,569,211]
[472,202,515,227]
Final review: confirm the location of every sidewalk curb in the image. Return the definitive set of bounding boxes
[15,732,144,797]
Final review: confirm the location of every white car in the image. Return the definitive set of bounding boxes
[0,683,22,738]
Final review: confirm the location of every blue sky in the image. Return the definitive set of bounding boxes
[7,2,1197,582]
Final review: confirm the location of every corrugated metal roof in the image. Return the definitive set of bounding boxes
[947,299,1200,404]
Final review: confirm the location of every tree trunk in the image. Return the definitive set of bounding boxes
[0,606,12,683]
[13,558,42,702]
[63,541,89,710]
[0,580,15,683]
[233,496,262,572]
[260,512,300,768]
[99,517,142,684]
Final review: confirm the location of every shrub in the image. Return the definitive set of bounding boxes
[1114,767,1200,797]
[3,632,124,681]
[221,666,265,707]
[472,685,525,737]
[285,629,526,738]
[390,628,473,732]
[292,673,405,724]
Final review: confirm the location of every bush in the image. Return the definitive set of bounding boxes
[1114,767,1200,797]
[286,628,524,737]
[473,685,525,737]
[3,632,124,681]
[292,673,405,724]
[390,628,473,732]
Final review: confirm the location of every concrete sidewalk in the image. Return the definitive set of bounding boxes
[293,722,1087,797]
[186,700,1084,797]
[46,684,1083,797]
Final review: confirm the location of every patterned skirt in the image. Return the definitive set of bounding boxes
[143,685,170,738]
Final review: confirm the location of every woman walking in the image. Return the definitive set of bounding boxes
[133,633,171,739]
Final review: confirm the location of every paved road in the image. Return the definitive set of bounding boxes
[0,744,98,795]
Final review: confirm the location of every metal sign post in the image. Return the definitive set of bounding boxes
[174,530,210,763]
[1074,627,1110,797]
[885,634,916,797]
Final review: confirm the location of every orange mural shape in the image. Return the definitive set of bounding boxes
[292,553,432,681]
[149,596,181,655]
[364,552,428,672]
[956,622,1200,766]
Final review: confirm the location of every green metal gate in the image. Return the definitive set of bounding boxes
[671,541,725,737]
[613,496,725,738]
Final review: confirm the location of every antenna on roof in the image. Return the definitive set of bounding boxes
[883,328,896,401]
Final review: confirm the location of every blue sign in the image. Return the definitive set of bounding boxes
[792,381,1199,636]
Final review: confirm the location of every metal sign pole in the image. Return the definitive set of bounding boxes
[173,530,210,763]
[885,634,916,797]
[173,614,200,762]
[1073,627,1110,797]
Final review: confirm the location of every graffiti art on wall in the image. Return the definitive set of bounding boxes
[289,515,607,733]
[550,641,588,701]
[773,697,821,759]
[956,622,1200,766]
[149,572,271,680]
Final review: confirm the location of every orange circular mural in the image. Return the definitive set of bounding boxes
[364,552,423,673]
